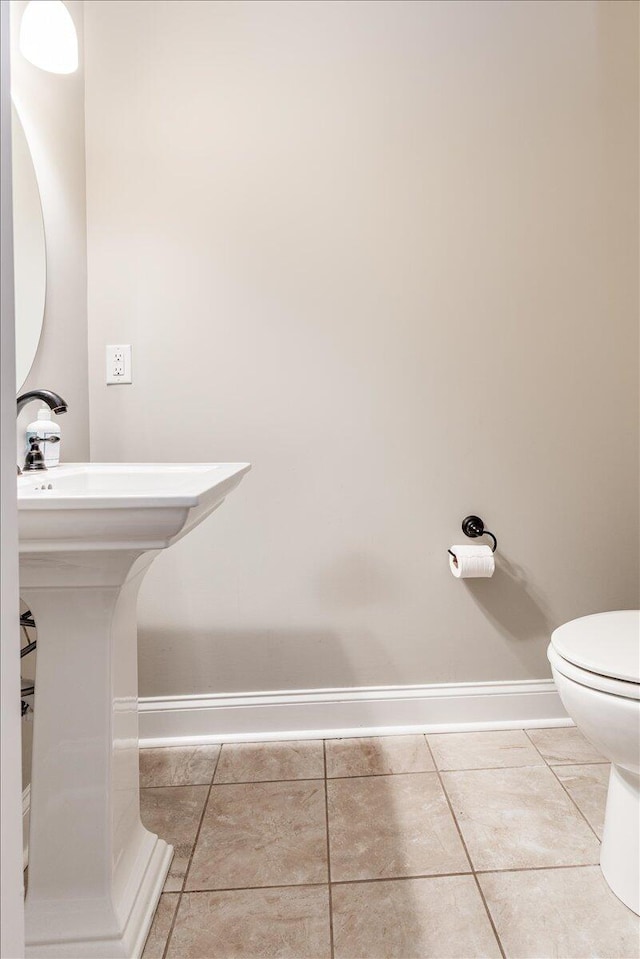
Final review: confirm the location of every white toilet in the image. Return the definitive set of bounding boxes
[548,610,640,915]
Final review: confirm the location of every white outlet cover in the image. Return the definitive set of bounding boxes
[106,344,132,385]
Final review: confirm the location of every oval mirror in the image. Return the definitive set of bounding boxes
[12,104,46,391]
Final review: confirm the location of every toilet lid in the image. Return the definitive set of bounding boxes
[551,610,640,684]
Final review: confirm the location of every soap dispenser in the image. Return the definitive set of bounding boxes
[26,407,62,468]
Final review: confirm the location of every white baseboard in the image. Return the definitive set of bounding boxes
[23,784,30,869]
[138,679,570,747]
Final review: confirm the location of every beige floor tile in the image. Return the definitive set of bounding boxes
[185,779,328,890]
[428,730,544,771]
[214,739,324,783]
[480,866,640,958]
[553,764,611,838]
[139,745,220,787]
[166,886,331,958]
[332,875,502,959]
[443,766,601,871]
[326,735,434,778]
[142,893,179,959]
[140,785,208,891]
[328,772,469,882]
[527,726,606,764]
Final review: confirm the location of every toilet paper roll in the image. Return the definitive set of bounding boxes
[449,544,495,578]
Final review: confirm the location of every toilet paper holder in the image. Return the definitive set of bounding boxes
[448,515,498,558]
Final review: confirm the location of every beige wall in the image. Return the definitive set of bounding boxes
[84,0,639,698]
[11,0,89,461]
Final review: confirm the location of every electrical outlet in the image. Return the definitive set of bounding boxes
[106,345,132,384]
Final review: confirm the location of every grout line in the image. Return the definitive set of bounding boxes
[178,881,330,894]
[139,760,607,788]
[522,727,561,767]
[160,888,181,959]
[183,747,223,883]
[475,862,599,875]
[553,761,610,766]
[157,894,180,959]
[212,775,325,786]
[546,766,603,843]
[330,871,474,886]
[140,781,216,789]
[180,860,602,895]
[327,764,542,778]
[422,737,475,878]
[523,727,549,761]
[161,747,223,959]
[139,744,223,751]
[323,741,335,959]
[423,734,507,959]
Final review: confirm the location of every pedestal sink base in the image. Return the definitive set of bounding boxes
[18,464,251,957]
[26,838,173,959]
[22,551,169,959]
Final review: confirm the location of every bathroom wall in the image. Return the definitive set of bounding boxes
[84,0,639,699]
[11,0,89,460]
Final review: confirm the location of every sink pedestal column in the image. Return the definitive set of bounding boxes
[21,549,173,959]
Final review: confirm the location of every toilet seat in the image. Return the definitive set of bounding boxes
[548,644,640,700]
[550,610,640,698]
[551,610,639,683]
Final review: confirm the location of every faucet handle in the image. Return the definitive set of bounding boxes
[23,437,47,472]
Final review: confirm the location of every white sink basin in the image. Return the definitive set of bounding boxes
[18,462,250,552]
[19,462,250,958]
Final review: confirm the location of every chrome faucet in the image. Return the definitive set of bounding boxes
[16,390,68,473]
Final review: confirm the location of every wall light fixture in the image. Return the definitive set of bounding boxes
[19,0,78,75]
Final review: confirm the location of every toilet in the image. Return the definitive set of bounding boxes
[548,610,640,915]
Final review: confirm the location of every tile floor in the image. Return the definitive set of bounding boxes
[139,728,640,959]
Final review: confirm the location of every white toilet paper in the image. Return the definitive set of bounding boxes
[449,544,495,578]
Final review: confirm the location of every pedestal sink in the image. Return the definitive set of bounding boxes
[18,463,250,958]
